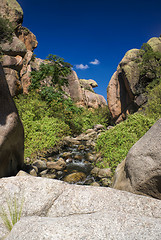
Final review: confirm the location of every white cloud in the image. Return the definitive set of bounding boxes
[90,59,100,65]
[75,64,89,70]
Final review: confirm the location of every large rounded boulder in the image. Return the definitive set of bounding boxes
[107,37,161,123]
[113,118,161,200]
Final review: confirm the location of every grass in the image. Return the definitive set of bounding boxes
[0,194,24,231]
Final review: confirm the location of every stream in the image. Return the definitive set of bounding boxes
[24,125,112,187]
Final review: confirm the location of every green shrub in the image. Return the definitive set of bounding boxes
[136,43,161,92]
[144,81,161,120]
[14,90,111,158]
[14,92,71,158]
[95,113,155,174]
[30,54,72,91]
[24,116,70,158]
[80,106,112,131]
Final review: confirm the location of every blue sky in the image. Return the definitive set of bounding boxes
[17,0,161,100]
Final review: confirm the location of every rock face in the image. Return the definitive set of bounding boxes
[63,71,107,108]
[107,37,161,122]
[0,176,161,239]
[0,63,24,177]
[0,0,38,96]
[0,0,23,25]
[113,118,161,200]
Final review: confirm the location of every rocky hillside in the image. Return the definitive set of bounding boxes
[0,0,38,95]
[107,37,161,122]
[0,0,106,109]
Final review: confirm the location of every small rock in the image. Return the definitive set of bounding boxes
[77,145,85,150]
[97,168,112,178]
[56,171,64,177]
[94,124,105,131]
[63,136,80,145]
[42,173,57,179]
[85,129,95,134]
[86,153,96,162]
[47,157,54,161]
[91,167,112,178]
[16,170,29,176]
[61,152,72,159]
[74,154,83,161]
[75,134,85,141]
[29,169,37,177]
[90,167,100,176]
[101,178,111,187]
[46,158,66,171]
[107,126,113,130]
[32,160,47,171]
[63,172,86,183]
[32,166,38,173]
[66,158,72,163]
[39,169,48,176]
[90,182,100,187]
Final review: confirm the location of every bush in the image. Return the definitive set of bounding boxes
[136,43,161,92]
[14,92,71,158]
[30,54,72,91]
[95,113,155,174]
[24,116,70,158]
[144,81,161,120]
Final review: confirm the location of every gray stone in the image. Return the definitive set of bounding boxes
[46,158,66,171]
[113,118,161,199]
[0,176,160,239]
[94,124,105,131]
[32,160,47,171]
[0,36,27,57]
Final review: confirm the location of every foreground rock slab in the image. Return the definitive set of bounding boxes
[0,176,161,239]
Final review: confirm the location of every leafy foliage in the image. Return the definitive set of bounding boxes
[14,92,71,158]
[30,54,72,92]
[136,43,161,92]
[95,113,155,174]
[14,91,110,159]
[144,81,161,120]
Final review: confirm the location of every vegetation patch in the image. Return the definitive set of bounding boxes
[136,43,161,93]
[0,194,24,232]
[15,90,110,159]
[95,113,155,174]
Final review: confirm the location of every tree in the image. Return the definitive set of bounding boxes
[30,54,73,103]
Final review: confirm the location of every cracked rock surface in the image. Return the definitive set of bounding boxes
[0,176,161,239]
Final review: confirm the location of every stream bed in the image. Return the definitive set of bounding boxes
[24,125,112,187]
